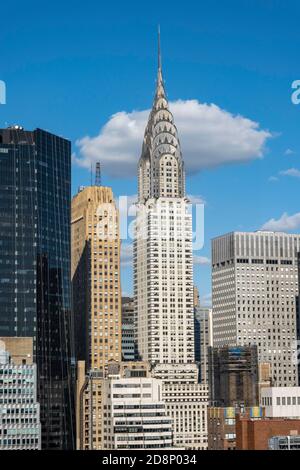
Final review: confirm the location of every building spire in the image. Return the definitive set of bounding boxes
[138,27,185,202]
[156,25,164,98]
[158,25,161,71]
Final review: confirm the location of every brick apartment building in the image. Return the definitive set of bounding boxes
[208,407,263,450]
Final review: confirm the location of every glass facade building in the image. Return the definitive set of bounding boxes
[0,340,41,450]
[0,126,75,449]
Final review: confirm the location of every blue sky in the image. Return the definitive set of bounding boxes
[0,0,299,304]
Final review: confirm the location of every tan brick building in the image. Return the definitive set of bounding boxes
[76,360,105,450]
[71,186,121,374]
[72,186,122,449]
[0,337,33,365]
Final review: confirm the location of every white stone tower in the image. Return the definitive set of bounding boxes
[133,31,209,450]
[134,30,194,366]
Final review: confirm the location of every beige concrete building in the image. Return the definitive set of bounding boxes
[72,186,122,449]
[102,371,173,450]
[76,361,172,450]
[0,336,33,365]
[212,231,300,387]
[71,186,122,374]
[193,286,200,308]
[76,361,104,450]
[152,364,209,449]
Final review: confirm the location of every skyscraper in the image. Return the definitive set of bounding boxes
[0,126,75,449]
[72,185,122,450]
[134,32,194,365]
[71,185,121,374]
[212,231,300,387]
[134,33,208,449]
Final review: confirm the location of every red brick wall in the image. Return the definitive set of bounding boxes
[236,417,300,450]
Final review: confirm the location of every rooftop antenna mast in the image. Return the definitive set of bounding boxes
[95,161,101,186]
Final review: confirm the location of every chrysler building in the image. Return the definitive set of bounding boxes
[134,31,194,366]
[133,32,209,450]
[138,35,185,202]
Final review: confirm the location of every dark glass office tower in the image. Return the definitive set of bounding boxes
[0,126,75,449]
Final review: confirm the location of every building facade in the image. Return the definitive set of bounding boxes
[134,39,194,366]
[208,406,264,450]
[269,434,300,450]
[151,364,209,449]
[212,231,300,387]
[76,363,105,450]
[207,407,237,450]
[0,338,41,450]
[161,381,209,450]
[258,362,272,398]
[121,297,135,361]
[133,34,208,449]
[236,414,300,450]
[260,387,300,418]
[0,126,75,449]
[76,361,172,450]
[209,345,259,407]
[208,345,259,450]
[103,375,173,450]
[71,186,121,374]
[194,306,213,383]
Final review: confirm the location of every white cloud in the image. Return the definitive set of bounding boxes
[74,100,272,178]
[187,194,206,205]
[268,176,279,182]
[261,212,300,232]
[284,148,295,156]
[280,168,300,178]
[193,255,211,266]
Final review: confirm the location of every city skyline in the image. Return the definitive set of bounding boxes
[1,1,300,454]
[1,1,299,306]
